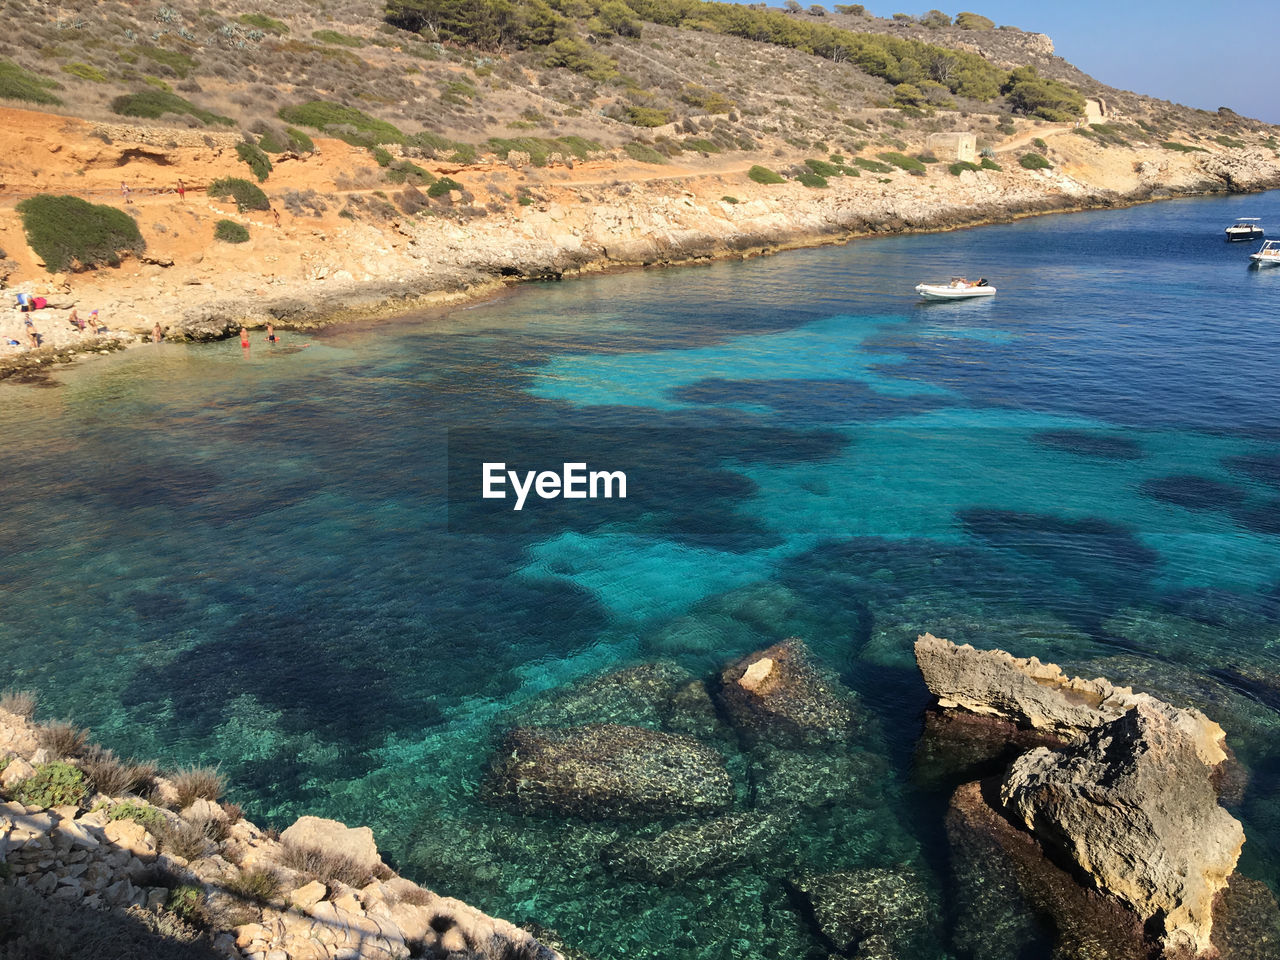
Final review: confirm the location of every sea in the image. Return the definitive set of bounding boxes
[1,191,1278,959]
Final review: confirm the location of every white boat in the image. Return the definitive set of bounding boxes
[915,277,996,300]
[1226,218,1264,242]
[1250,239,1280,267]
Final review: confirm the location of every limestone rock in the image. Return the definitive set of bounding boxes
[102,819,156,862]
[914,633,1227,766]
[1001,702,1245,956]
[485,724,732,820]
[946,779,1147,960]
[0,757,35,789]
[718,638,858,746]
[602,812,785,884]
[280,816,381,877]
[289,879,327,911]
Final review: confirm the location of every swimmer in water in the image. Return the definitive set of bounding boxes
[240,326,250,348]
[266,322,279,344]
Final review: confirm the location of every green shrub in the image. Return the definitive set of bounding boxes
[106,800,165,830]
[748,164,785,184]
[878,151,926,172]
[1214,134,1245,149]
[949,160,980,175]
[426,177,462,198]
[235,142,272,182]
[721,195,739,204]
[1018,152,1053,169]
[979,157,1002,171]
[13,761,88,808]
[623,106,671,128]
[386,160,434,185]
[370,145,393,167]
[214,220,249,243]
[1160,141,1207,153]
[1032,137,1048,152]
[285,127,315,154]
[278,101,403,146]
[16,195,144,273]
[954,11,994,29]
[111,90,232,126]
[683,138,721,153]
[61,62,107,83]
[795,171,828,188]
[407,130,476,162]
[208,178,269,212]
[852,156,893,173]
[239,13,288,34]
[166,885,206,925]
[804,158,840,177]
[623,141,666,164]
[486,136,602,166]
[0,59,63,104]
[312,29,365,47]
[542,37,617,82]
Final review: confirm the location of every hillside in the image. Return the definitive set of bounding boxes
[0,0,1278,373]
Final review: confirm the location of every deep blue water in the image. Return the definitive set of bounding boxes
[2,191,1280,958]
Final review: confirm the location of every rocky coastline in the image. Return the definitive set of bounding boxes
[3,103,1280,386]
[4,631,1280,959]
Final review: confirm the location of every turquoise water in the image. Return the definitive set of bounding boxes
[3,192,1280,957]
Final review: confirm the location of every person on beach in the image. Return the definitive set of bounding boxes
[240,326,250,348]
[152,323,163,343]
[177,179,186,202]
[90,309,101,333]
[266,322,279,344]
[272,207,280,228]
[121,181,132,205]
[69,309,85,335]
[25,318,39,348]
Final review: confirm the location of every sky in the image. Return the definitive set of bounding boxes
[747,2,1279,125]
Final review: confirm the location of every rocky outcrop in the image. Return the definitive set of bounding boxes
[718,638,858,746]
[484,724,732,819]
[914,633,1228,766]
[602,812,785,885]
[1001,702,1244,957]
[0,706,559,960]
[793,868,938,959]
[1198,153,1280,192]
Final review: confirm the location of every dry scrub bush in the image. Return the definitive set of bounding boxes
[0,688,36,717]
[81,746,158,798]
[170,765,225,809]
[278,841,379,888]
[36,721,90,759]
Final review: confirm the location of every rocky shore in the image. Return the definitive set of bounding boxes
[3,104,1279,386]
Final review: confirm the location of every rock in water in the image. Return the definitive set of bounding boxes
[602,812,786,885]
[1001,702,1245,957]
[718,638,857,746]
[794,868,937,958]
[485,724,732,820]
[914,633,1227,766]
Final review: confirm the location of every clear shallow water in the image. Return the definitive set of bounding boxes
[2,192,1280,957]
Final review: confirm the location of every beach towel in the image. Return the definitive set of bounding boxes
[31,296,47,310]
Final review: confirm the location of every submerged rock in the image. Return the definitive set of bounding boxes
[914,633,1228,766]
[1001,702,1245,957]
[794,868,938,959]
[718,638,858,746]
[750,745,884,810]
[602,812,786,885]
[485,724,733,820]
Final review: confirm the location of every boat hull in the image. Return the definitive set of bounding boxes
[915,284,997,301]
[1250,255,1280,267]
[1227,229,1265,242]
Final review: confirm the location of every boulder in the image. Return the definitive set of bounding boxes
[279,816,381,877]
[793,868,937,958]
[485,724,732,820]
[914,633,1227,766]
[602,812,785,884]
[718,638,858,746]
[946,779,1148,960]
[1001,702,1245,957]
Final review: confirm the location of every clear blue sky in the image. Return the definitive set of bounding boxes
[752,2,1280,125]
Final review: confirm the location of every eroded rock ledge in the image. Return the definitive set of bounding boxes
[916,634,1246,958]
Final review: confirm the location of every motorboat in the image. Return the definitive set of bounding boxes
[1226,218,1264,242]
[1250,239,1280,267]
[915,277,996,300]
